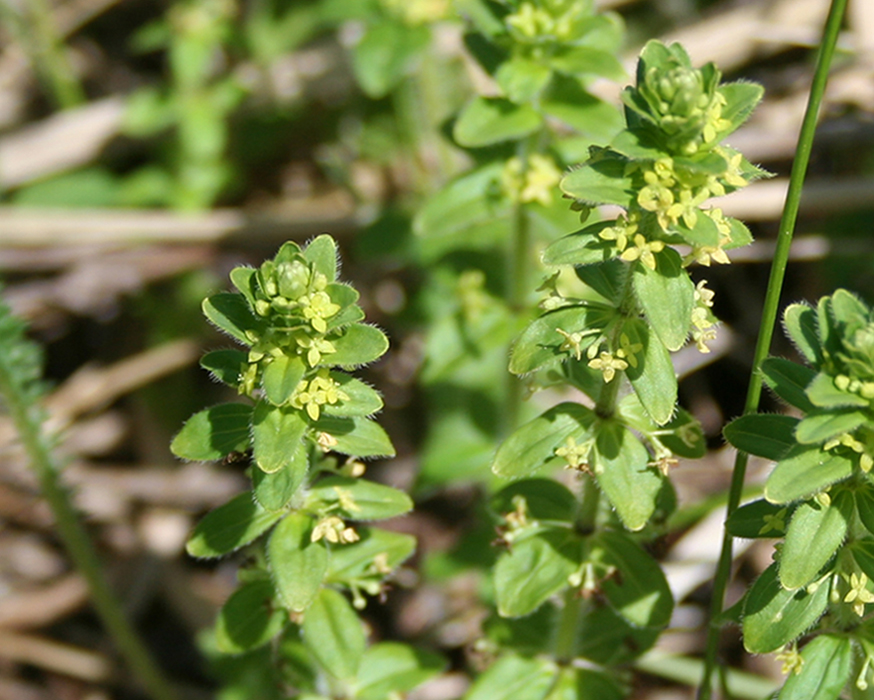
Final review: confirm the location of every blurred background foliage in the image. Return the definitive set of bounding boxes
[1,0,874,698]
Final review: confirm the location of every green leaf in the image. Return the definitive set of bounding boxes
[782,303,821,365]
[268,512,328,613]
[761,358,817,413]
[725,216,753,249]
[542,76,624,142]
[548,46,625,81]
[253,402,308,473]
[674,210,720,247]
[303,235,338,283]
[171,403,252,461]
[777,634,852,700]
[262,354,306,405]
[203,292,265,344]
[253,441,309,511]
[805,372,869,409]
[454,97,543,148]
[723,414,799,461]
[856,483,874,536]
[779,491,851,589]
[541,221,616,267]
[352,20,429,98]
[326,527,416,582]
[609,128,665,161]
[313,415,395,458]
[200,349,246,387]
[496,57,551,103]
[215,579,286,654]
[492,403,596,478]
[494,528,581,617]
[544,667,624,700]
[491,479,577,523]
[327,324,389,367]
[622,317,676,426]
[717,82,764,137]
[307,476,412,521]
[742,563,830,653]
[509,305,617,375]
[483,604,557,656]
[656,407,706,458]
[726,499,791,539]
[229,266,258,308]
[463,655,555,700]
[575,604,659,665]
[573,259,627,305]
[850,539,874,581]
[323,372,383,417]
[595,530,673,628]
[302,588,365,679]
[413,163,509,258]
[187,492,283,558]
[632,247,694,351]
[795,409,867,444]
[355,643,445,700]
[594,420,662,531]
[765,444,854,504]
[559,151,634,207]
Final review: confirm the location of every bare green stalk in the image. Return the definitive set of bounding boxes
[0,318,179,700]
[699,0,849,695]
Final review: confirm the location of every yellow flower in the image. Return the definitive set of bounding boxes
[555,436,593,470]
[620,234,665,271]
[311,516,359,544]
[616,333,643,369]
[844,572,874,616]
[299,291,340,333]
[588,351,628,382]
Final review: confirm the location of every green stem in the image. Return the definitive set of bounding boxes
[698,0,848,696]
[553,588,583,662]
[0,374,179,700]
[503,139,533,435]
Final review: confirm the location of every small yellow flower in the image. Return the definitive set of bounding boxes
[694,280,715,307]
[616,333,643,369]
[520,155,561,206]
[556,328,585,361]
[311,516,359,544]
[692,326,717,353]
[844,572,874,616]
[598,214,638,252]
[775,644,804,676]
[555,436,593,470]
[620,234,665,271]
[588,351,628,382]
[299,291,340,333]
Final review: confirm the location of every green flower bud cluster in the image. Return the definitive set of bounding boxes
[505,0,595,44]
[624,41,728,156]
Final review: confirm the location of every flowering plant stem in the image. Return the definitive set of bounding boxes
[699,0,849,695]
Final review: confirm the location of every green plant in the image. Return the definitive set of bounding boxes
[412,0,628,487]
[170,235,443,698]
[469,38,766,696]
[724,290,874,695]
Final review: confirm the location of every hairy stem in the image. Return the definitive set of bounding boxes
[0,364,179,700]
[699,0,849,696]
